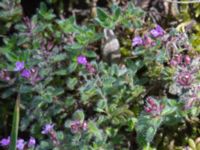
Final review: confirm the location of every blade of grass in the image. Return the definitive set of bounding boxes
[9,94,20,150]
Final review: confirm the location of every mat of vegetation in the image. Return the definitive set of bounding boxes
[0,0,200,150]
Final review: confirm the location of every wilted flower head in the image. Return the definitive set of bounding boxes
[0,136,10,147]
[132,36,143,47]
[28,137,36,148]
[150,25,165,38]
[14,62,25,71]
[144,97,163,116]
[86,63,96,74]
[77,55,88,65]
[29,68,41,85]
[0,70,11,81]
[16,139,25,150]
[42,124,54,134]
[70,120,82,133]
[21,69,31,79]
[177,71,193,87]
[70,120,88,133]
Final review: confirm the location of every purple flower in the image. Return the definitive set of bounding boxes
[42,124,54,134]
[16,139,25,150]
[77,55,88,65]
[177,71,193,87]
[28,137,36,148]
[14,62,25,71]
[21,69,31,78]
[132,36,143,47]
[0,136,10,147]
[150,25,165,38]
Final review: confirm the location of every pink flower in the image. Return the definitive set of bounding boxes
[143,35,154,46]
[184,55,191,65]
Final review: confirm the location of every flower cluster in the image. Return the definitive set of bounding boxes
[14,61,41,85]
[70,120,88,134]
[77,55,96,74]
[0,136,36,150]
[144,97,164,116]
[132,25,165,47]
[170,54,191,67]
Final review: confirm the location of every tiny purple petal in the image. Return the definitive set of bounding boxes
[42,124,54,134]
[28,137,36,148]
[16,139,25,150]
[77,55,88,65]
[14,62,25,71]
[0,137,10,147]
[21,69,31,78]
[132,36,143,47]
[150,25,165,38]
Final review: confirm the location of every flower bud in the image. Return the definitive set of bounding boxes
[184,55,191,65]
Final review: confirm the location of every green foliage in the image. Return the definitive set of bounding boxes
[0,1,200,150]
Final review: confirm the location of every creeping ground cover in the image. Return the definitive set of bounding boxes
[0,0,200,150]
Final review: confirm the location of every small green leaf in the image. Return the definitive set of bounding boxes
[51,53,67,62]
[67,78,78,90]
[73,110,85,122]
